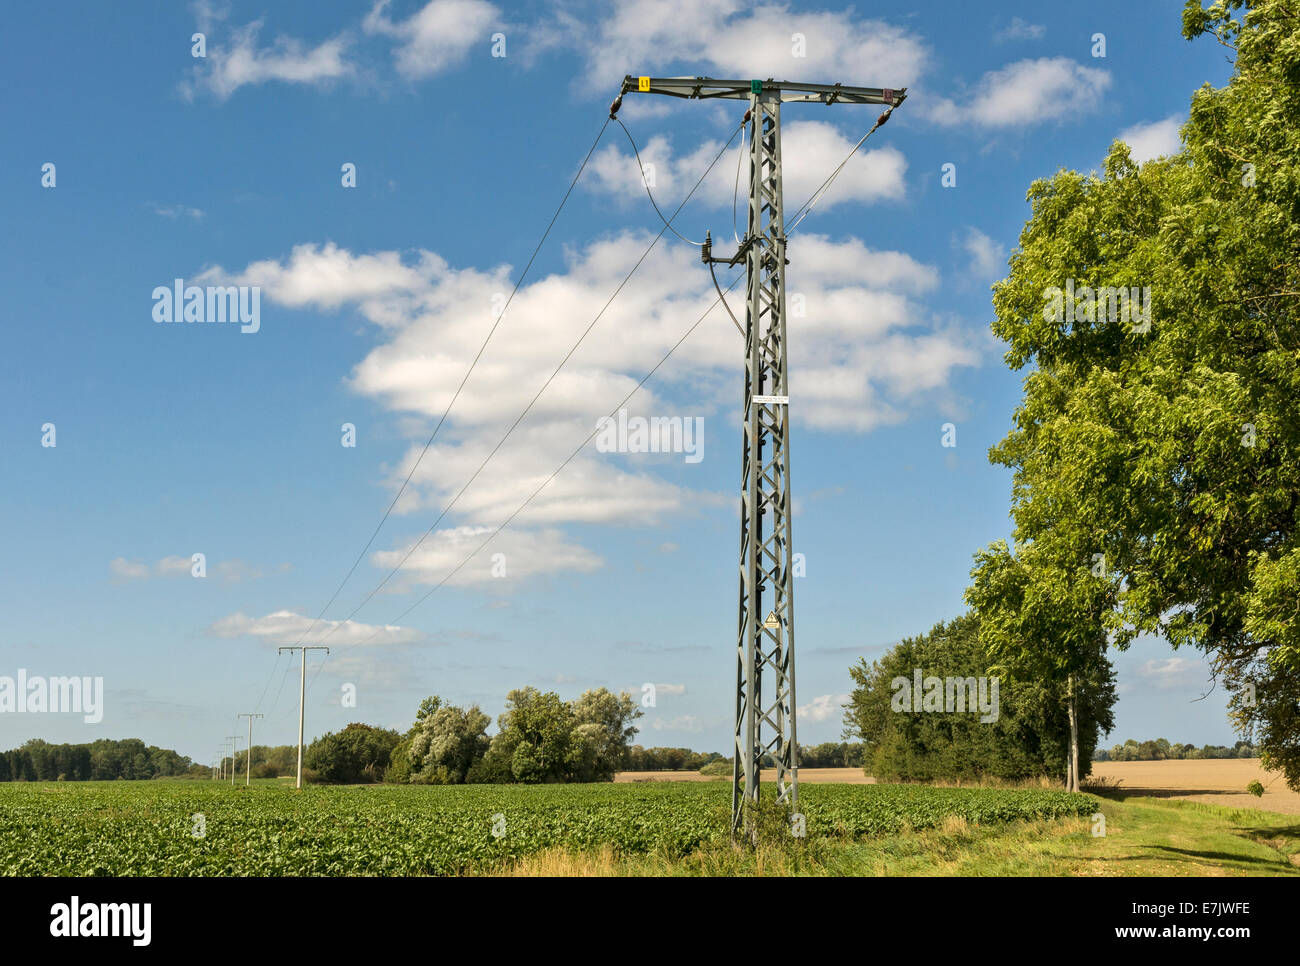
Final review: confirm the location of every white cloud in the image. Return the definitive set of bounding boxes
[371,526,603,589]
[995,18,1045,42]
[1117,115,1182,164]
[187,19,354,99]
[536,1,927,94]
[363,0,498,80]
[587,120,907,213]
[109,558,151,580]
[959,227,1005,278]
[201,229,977,588]
[928,58,1111,128]
[210,609,422,645]
[156,555,194,577]
[648,713,706,732]
[109,555,287,582]
[1134,656,1206,690]
[148,203,204,220]
[798,692,848,722]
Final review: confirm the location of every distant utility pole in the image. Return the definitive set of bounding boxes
[225,736,241,787]
[620,75,906,839]
[277,645,329,789]
[238,713,264,787]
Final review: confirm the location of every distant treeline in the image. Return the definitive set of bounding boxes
[1093,739,1257,762]
[0,739,198,781]
[622,742,863,772]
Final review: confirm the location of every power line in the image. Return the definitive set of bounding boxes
[786,104,896,233]
[302,102,888,692]
[616,115,708,247]
[321,271,745,668]
[282,115,614,658]
[299,118,745,663]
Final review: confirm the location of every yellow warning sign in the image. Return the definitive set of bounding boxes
[638,76,650,92]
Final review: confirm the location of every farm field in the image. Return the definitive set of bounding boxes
[619,760,1300,814]
[0,780,1089,877]
[1092,759,1300,815]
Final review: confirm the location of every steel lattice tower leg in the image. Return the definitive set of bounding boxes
[732,90,798,839]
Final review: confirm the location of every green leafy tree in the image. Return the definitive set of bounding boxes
[569,688,643,781]
[983,0,1300,788]
[844,612,1115,784]
[966,542,1117,791]
[409,702,491,784]
[482,688,576,783]
[304,723,401,783]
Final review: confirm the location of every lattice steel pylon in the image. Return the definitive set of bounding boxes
[619,76,906,839]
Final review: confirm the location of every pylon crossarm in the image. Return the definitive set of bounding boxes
[620,76,906,107]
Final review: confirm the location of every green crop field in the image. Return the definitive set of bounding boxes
[0,780,1092,876]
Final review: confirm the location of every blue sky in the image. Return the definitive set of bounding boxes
[0,1,1241,765]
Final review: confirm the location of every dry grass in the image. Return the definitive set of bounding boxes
[494,845,622,876]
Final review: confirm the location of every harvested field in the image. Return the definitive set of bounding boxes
[1091,758,1300,814]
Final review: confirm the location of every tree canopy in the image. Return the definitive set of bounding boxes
[980,0,1300,787]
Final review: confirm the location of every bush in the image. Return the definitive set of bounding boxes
[1247,780,1264,798]
[304,723,401,784]
[699,760,731,777]
[384,738,413,784]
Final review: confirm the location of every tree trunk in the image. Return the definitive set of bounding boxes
[1068,673,1080,793]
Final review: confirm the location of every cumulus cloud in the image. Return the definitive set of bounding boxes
[185,16,354,100]
[927,57,1111,128]
[533,0,927,94]
[959,227,1005,278]
[199,227,977,588]
[798,692,849,722]
[371,526,603,589]
[210,609,422,645]
[363,0,498,80]
[587,121,907,213]
[1117,115,1182,164]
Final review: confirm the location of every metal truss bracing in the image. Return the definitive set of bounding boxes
[619,74,906,841]
[732,90,798,838]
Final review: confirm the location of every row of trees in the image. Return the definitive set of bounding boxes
[296,688,646,785]
[623,746,722,771]
[933,1,1300,792]
[1094,739,1257,762]
[390,687,644,785]
[0,739,198,782]
[843,613,1116,783]
[621,743,863,773]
